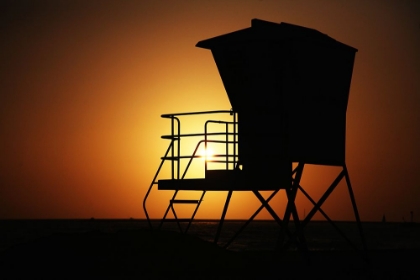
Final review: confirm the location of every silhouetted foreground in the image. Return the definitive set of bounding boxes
[1,221,420,279]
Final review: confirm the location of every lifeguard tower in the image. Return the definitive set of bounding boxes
[143,19,367,254]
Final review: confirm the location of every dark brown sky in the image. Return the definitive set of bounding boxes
[1,0,419,222]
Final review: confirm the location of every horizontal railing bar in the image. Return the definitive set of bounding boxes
[205,160,238,163]
[161,155,239,160]
[161,155,201,160]
[161,110,234,118]
[205,140,238,144]
[161,132,237,139]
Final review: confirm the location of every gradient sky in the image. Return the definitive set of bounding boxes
[1,0,419,222]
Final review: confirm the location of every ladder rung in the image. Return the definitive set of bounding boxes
[161,157,180,161]
[170,199,200,204]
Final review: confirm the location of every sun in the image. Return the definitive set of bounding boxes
[198,146,215,161]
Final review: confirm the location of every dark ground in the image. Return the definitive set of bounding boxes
[1,220,419,279]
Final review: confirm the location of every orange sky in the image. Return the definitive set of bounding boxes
[1,0,419,222]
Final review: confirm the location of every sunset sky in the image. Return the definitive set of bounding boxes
[1,0,419,222]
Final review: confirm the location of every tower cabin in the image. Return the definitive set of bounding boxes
[159,18,357,191]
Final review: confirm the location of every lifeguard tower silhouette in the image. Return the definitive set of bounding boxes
[144,19,367,253]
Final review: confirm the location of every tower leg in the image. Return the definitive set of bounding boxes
[343,165,369,259]
[224,188,280,249]
[214,190,233,244]
[278,162,307,252]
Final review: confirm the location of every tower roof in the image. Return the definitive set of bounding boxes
[196,19,357,53]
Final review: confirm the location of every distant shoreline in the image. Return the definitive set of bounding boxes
[1,218,418,224]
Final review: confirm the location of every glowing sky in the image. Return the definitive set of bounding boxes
[1,0,419,222]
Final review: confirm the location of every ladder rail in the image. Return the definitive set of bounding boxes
[143,139,175,229]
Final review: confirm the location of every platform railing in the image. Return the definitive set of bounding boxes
[143,110,238,229]
[160,110,238,178]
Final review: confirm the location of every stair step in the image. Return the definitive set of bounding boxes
[170,199,200,204]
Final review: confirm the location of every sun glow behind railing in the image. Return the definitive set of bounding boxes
[197,146,215,162]
[159,110,238,179]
